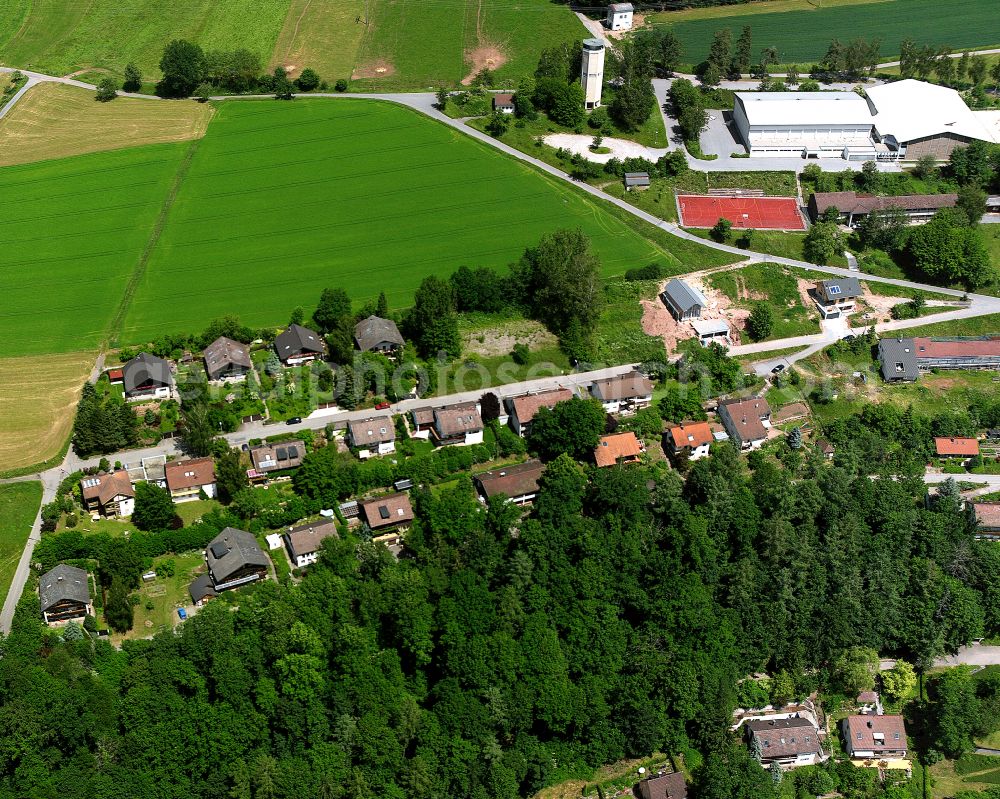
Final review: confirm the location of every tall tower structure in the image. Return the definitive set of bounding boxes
[580,38,605,110]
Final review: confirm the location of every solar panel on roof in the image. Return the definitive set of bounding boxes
[276,447,288,460]
[210,542,229,558]
[379,506,390,519]
[829,285,842,295]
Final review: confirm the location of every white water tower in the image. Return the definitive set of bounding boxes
[580,38,605,110]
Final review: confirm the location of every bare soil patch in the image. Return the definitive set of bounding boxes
[352,58,396,79]
[687,275,748,346]
[796,278,817,312]
[461,43,508,85]
[640,298,689,354]
[859,285,908,324]
[462,318,557,357]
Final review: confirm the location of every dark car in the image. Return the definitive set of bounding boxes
[286,416,303,425]
[842,334,856,342]
[771,364,786,374]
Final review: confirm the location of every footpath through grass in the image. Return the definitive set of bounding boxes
[0,481,41,606]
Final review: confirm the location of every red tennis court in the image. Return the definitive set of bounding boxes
[677,195,806,231]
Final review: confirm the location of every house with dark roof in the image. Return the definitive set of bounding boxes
[492,92,515,114]
[878,338,919,382]
[624,171,650,191]
[354,315,404,354]
[507,389,573,437]
[249,441,305,475]
[202,526,270,592]
[39,564,92,624]
[474,460,546,505]
[808,190,957,226]
[717,397,771,451]
[590,370,654,415]
[347,415,395,457]
[637,772,686,799]
[841,714,908,760]
[81,470,134,518]
[661,279,708,321]
[433,403,484,446]
[360,493,414,539]
[284,519,338,568]
[274,323,326,366]
[746,717,824,770]
[123,352,173,401]
[189,573,218,605]
[595,431,644,467]
[203,336,252,382]
[165,457,216,502]
[814,277,862,319]
[666,421,713,461]
[410,407,436,439]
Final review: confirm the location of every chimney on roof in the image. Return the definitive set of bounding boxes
[57,575,64,581]
[867,720,873,728]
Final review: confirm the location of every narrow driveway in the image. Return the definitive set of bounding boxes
[935,644,1000,668]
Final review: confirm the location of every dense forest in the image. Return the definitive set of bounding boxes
[3,418,998,798]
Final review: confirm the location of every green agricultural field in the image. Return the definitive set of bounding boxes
[0,0,290,78]
[0,142,190,355]
[121,99,729,343]
[655,0,999,68]
[0,481,41,605]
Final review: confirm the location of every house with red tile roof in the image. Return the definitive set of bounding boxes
[934,436,979,460]
[666,421,713,460]
[595,432,643,467]
[841,714,908,760]
[165,457,216,502]
[745,717,824,770]
[507,389,573,437]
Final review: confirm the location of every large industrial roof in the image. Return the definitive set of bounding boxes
[867,79,997,144]
[736,91,873,127]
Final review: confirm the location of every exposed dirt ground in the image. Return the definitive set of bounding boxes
[461,44,508,85]
[858,285,909,324]
[640,277,748,352]
[688,275,748,346]
[462,319,557,357]
[795,278,816,312]
[352,58,396,79]
[640,298,688,354]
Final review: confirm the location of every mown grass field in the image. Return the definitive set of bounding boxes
[653,0,999,67]
[0,0,290,79]
[0,481,42,605]
[122,99,728,343]
[0,83,214,167]
[0,141,189,355]
[270,0,367,82]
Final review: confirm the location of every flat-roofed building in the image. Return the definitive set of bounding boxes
[809,190,957,226]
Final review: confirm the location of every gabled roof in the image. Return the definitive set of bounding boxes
[81,470,134,505]
[250,441,305,472]
[360,493,414,530]
[206,527,270,583]
[609,2,633,11]
[746,717,822,759]
[736,91,873,127]
[203,336,252,378]
[843,714,907,752]
[189,573,217,604]
[817,277,862,303]
[973,502,1000,531]
[475,459,546,499]
[913,336,1000,359]
[510,389,573,425]
[411,407,435,426]
[935,436,979,457]
[878,337,919,381]
[123,352,171,394]
[638,772,686,799]
[435,403,483,436]
[165,457,216,491]
[493,92,515,107]
[661,279,708,314]
[867,79,997,144]
[347,415,395,446]
[595,431,642,467]
[591,370,654,402]
[667,421,713,449]
[625,172,650,186]
[284,520,338,558]
[354,315,404,352]
[718,397,771,444]
[39,564,90,611]
[812,190,957,215]
[274,324,326,360]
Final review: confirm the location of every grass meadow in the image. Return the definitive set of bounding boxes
[0,482,41,604]
[653,0,999,67]
[121,98,721,343]
[0,141,190,355]
[0,0,289,78]
[0,84,214,167]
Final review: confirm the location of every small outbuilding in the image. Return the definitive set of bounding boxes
[624,171,650,191]
[492,93,515,114]
[690,318,730,347]
[606,1,633,31]
[661,279,708,321]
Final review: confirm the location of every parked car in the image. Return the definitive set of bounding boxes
[177,608,187,620]
[375,401,391,410]
[843,334,856,342]
[286,416,302,425]
[771,364,786,374]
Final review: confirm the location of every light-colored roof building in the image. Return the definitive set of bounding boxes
[867,79,998,145]
[736,91,873,128]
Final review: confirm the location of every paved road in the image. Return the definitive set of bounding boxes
[936,644,1000,668]
[925,473,1000,490]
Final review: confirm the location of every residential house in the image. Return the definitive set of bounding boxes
[165,457,217,502]
[637,772,686,799]
[507,388,573,437]
[80,470,135,518]
[624,171,650,191]
[106,367,124,385]
[814,277,862,319]
[841,714,908,760]
[590,370,654,415]
[360,493,414,545]
[666,421,713,461]
[972,502,1000,540]
[746,717,824,770]
[202,526,270,592]
[718,397,772,451]
[879,336,1000,382]
[354,315,405,354]
[410,407,436,439]
[661,279,708,321]
[284,519,338,568]
[691,318,731,347]
[878,338,919,382]
[808,190,957,226]
[595,431,643,467]
[474,460,546,505]
[935,436,980,463]
[203,336,252,382]
[433,403,484,446]
[606,1,633,30]
[816,439,835,459]
[189,574,218,605]
[492,93,515,114]
[249,441,305,475]
[123,352,173,401]
[347,415,395,457]
[274,323,326,366]
[39,564,92,624]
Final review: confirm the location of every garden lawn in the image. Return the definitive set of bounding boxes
[0,84,214,167]
[0,481,42,605]
[350,0,586,90]
[174,499,222,526]
[0,142,190,355]
[122,99,731,343]
[651,0,999,68]
[121,549,205,640]
[708,262,822,340]
[0,0,290,79]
